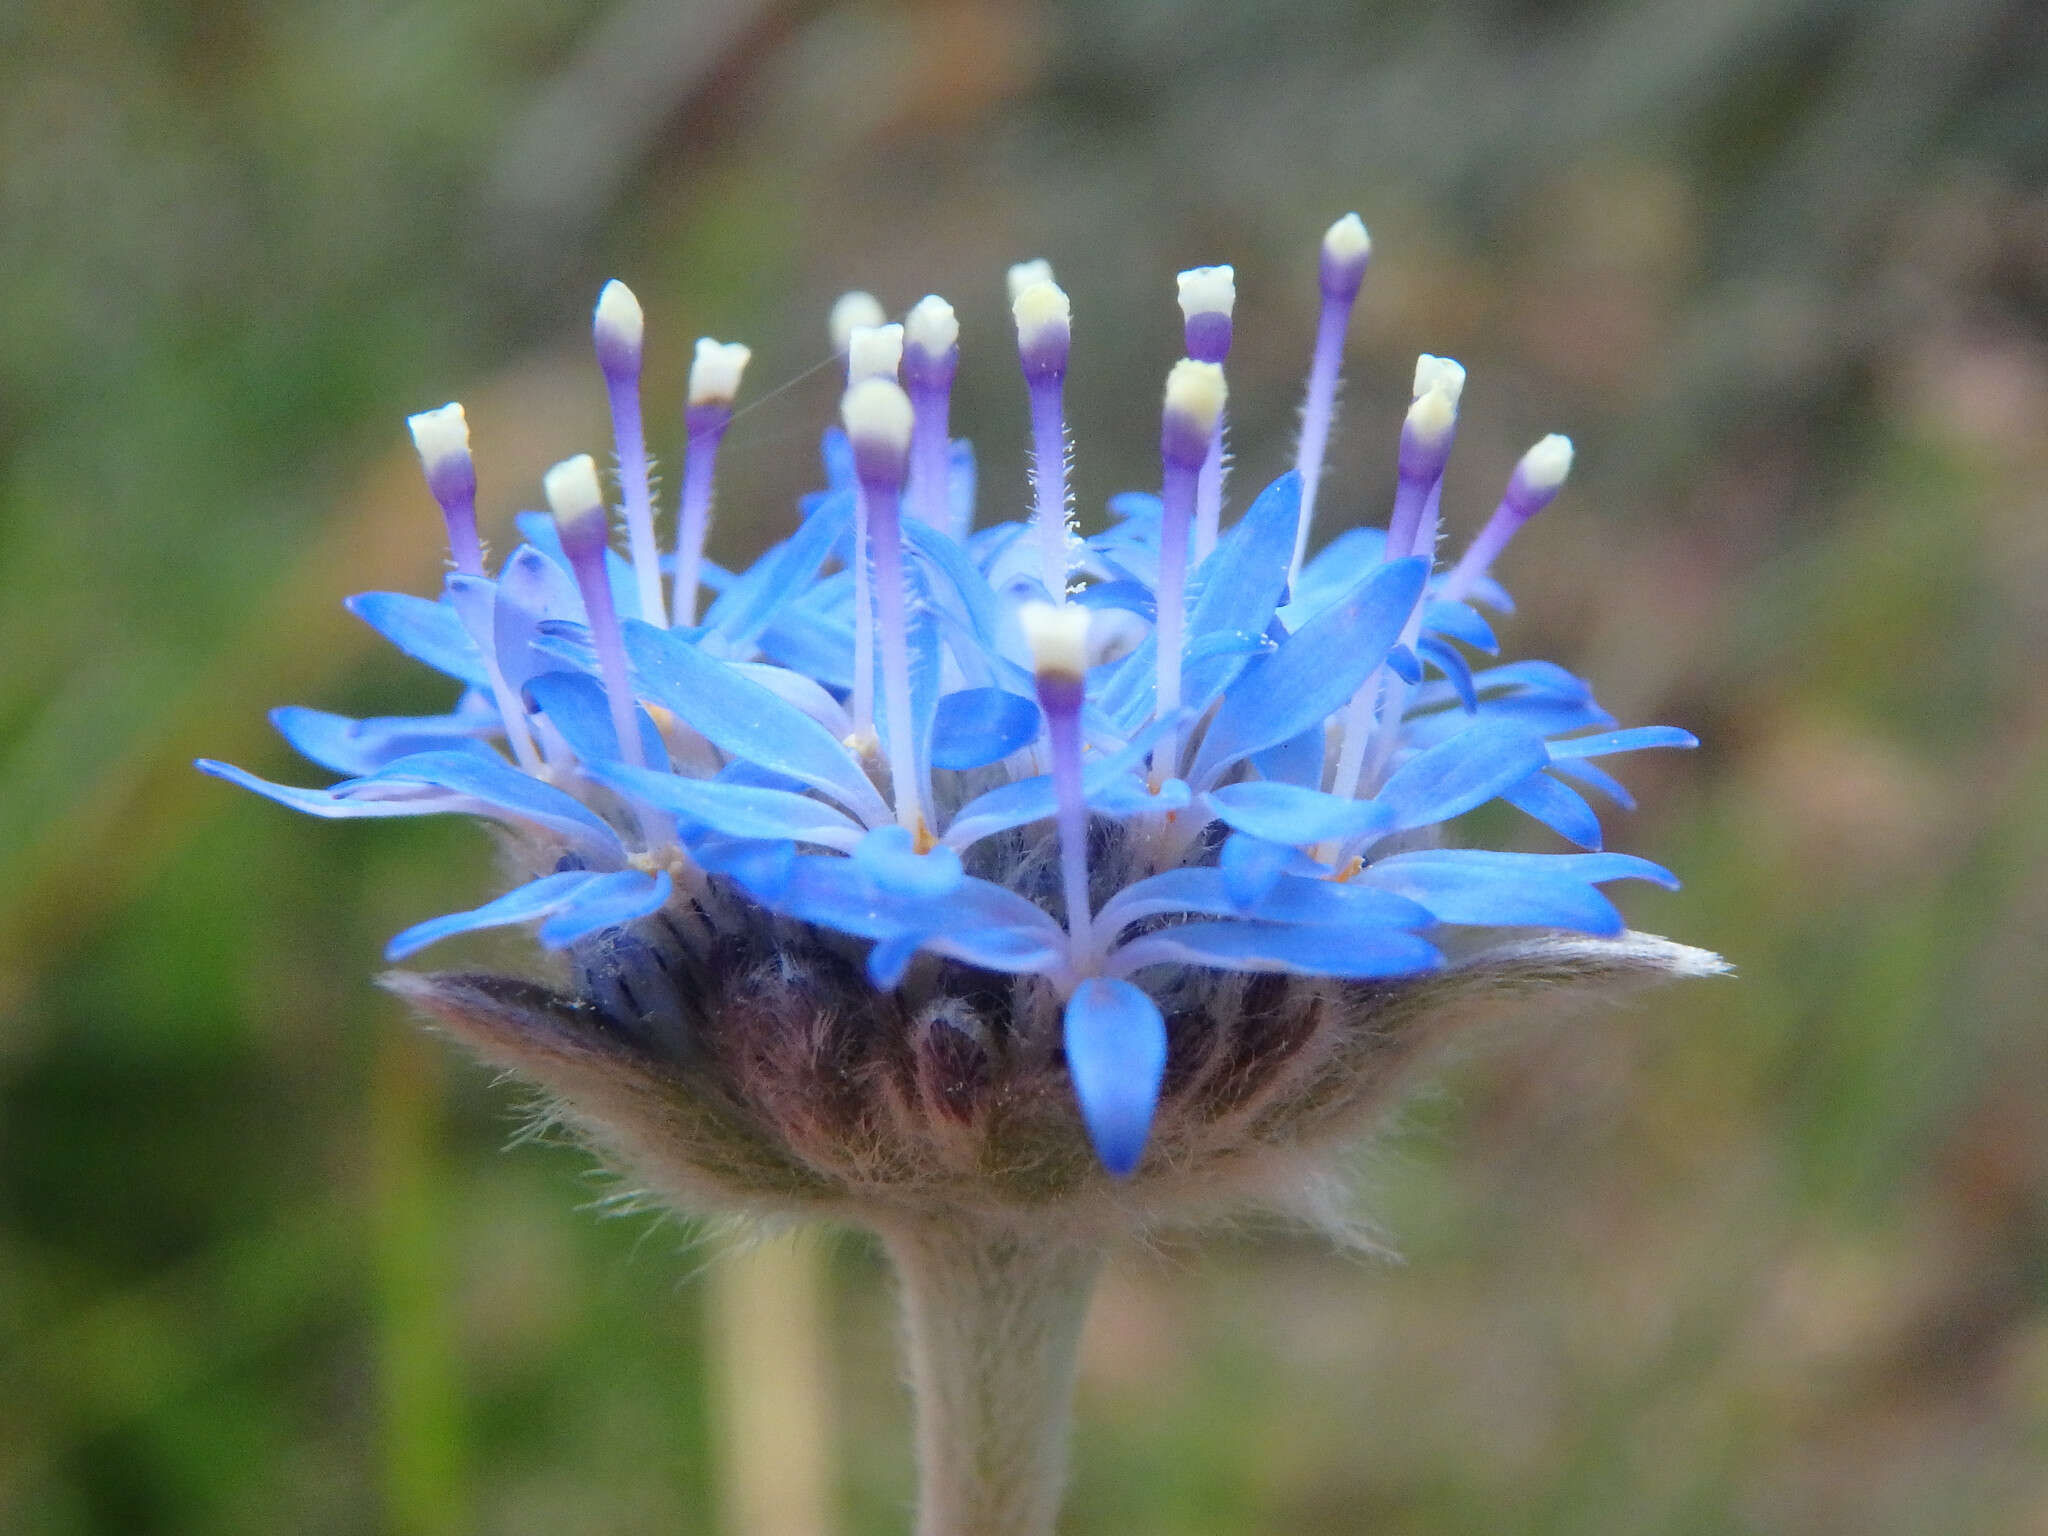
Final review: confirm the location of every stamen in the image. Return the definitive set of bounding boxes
[1013,277,1074,601]
[843,323,902,747]
[842,379,927,838]
[1290,213,1372,584]
[671,339,750,627]
[1439,434,1573,603]
[828,290,886,354]
[543,454,647,771]
[1152,359,1227,788]
[903,295,960,533]
[592,281,666,628]
[1021,601,1096,967]
[1386,356,1464,559]
[1176,266,1235,560]
[406,402,484,575]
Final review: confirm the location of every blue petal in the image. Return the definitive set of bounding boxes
[1374,721,1551,832]
[493,544,582,690]
[1096,868,1432,934]
[346,592,491,688]
[1072,580,1156,619]
[337,750,626,855]
[536,868,673,947]
[759,857,1068,975]
[939,713,1189,850]
[1384,643,1423,684]
[1110,921,1440,979]
[693,833,797,893]
[1500,770,1603,850]
[1089,774,1191,818]
[706,490,852,651]
[928,688,1042,771]
[1207,781,1393,846]
[1548,756,1637,809]
[1220,831,1305,907]
[270,699,497,776]
[620,620,890,826]
[199,759,472,821]
[1099,471,1302,729]
[385,870,600,960]
[854,825,966,898]
[524,671,669,769]
[1285,525,1388,623]
[580,762,865,851]
[1192,556,1429,786]
[1421,599,1499,654]
[1063,978,1167,1178]
[1548,726,1699,759]
[1416,636,1478,712]
[1356,849,1677,934]
[1247,721,1328,787]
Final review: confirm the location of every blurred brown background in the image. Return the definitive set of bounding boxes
[2,0,2045,1531]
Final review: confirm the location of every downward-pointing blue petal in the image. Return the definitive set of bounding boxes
[536,868,673,947]
[385,870,599,960]
[1063,978,1167,1178]
[346,592,491,688]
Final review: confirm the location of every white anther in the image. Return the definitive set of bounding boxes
[1164,358,1228,438]
[1019,600,1091,681]
[1518,433,1575,492]
[905,294,959,355]
[1175,265,1236,322]
[406,402,470,471]
[1411,353,1467,407]
[687,339,752,406]
[840,377,915,453]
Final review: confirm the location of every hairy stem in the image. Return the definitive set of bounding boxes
[879,1220,1105,1536]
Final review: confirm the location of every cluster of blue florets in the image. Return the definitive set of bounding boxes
[201,221,1692,1174]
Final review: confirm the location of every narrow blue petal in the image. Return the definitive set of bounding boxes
[581,762,864,851]
[1374,721,1551,832]
[706,490,851,651]
[1099,471,1301,729]
[1072,580,1156,618]
[385,870,600,960]
[1421,599,1499,654]
[854,825,966,898]
[537,868,673,947]
[1416,636,1479,712]
[1548,756,1637,810]
[1356,849,1678,933]
[620,620,890,826]
[762,857,1068,975]
[1192,557,1428,786]
[270,702,496,776]
[867,933,925,990]
[819,424,855,489]
[1089,775,1191,818]
[1207,781,1393,846]
[198,759,467,821]
[1096,868,1433,934]
[337,750,625,855]
[523,671,669,769]
[346,592,491,688]
[1500,770,1604,850]
[1548,726,1699,759]
[903,516,1011,658]
[1247,721,1328,787]
[1285,525,1388,624]
[1385,642,1423,684]
[1110,921,1440,979]
[928,688,1043,772]
[493,544,582,691]
[693,833,797,894]
[1219,831,1300,907]
[1063,978,1167,1178]
[939,713,1189,851]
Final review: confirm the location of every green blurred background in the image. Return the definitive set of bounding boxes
[4,0,2046,1531]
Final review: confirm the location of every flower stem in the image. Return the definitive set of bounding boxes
[879,1220,1104,1536]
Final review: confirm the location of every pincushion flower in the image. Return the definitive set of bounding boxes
[202,215,1722,1536]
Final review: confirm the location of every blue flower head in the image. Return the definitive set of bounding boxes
[203,217,1721,1220]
